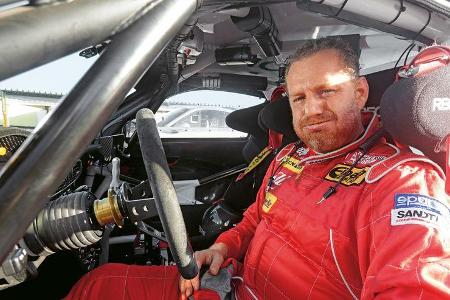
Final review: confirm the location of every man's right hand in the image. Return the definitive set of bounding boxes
[179,242,228,300]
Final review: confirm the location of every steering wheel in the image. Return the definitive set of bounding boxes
[135,108,198,279]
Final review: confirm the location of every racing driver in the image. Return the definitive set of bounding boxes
[66,38,450,300]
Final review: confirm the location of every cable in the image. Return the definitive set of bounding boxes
[404,44,416,65]
[334,0,349,17]
[412,10,432,42]
[393,43,415,78]
[388,0,405,25]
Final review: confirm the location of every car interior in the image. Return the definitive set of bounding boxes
[0,0,448,298]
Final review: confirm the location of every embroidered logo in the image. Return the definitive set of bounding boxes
[344,151,387,166]
[391,194,450,230]
[282,157,304,174]
[324,164,368,186]
[271,172,289,186]
[296,147,309,156]
[263,192,278,213]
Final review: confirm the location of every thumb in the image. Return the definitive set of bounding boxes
[208,252,224,275]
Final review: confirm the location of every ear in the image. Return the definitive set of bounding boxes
[354,76,369,109]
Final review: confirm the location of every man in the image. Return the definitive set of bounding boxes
[66,38,450,299]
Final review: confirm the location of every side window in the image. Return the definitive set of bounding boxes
[156,90,264,138]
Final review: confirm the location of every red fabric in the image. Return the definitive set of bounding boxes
[65,263,228,300]
[216,111,450,299]
[65,264,180,300]
[446,136,450,195]
[268,86,286,149]
[191,289,220,300]
[64,258,241,300]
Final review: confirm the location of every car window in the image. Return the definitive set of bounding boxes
[0,53,96,129]
[156,90,265,138]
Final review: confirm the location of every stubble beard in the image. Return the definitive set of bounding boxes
[294,103,362,153]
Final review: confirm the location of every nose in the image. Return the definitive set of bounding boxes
[303,95,325,117]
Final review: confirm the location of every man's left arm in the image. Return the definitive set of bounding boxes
[357,161,450,300]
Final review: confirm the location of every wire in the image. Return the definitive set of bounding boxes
[334,0,349,17]
[388,0,405,25]
[404,44,416,65]
[412,10,432,43]
[393,43,415,77]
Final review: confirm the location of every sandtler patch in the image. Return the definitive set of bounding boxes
[391,193,450,230]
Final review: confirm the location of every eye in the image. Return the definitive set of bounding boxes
[293,95,306,103]
[319,89,336,97]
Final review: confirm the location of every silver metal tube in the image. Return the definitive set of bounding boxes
[0,0,24,6]
[0,0,154,81]
[0,0,198,262]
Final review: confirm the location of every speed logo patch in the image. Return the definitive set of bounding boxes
[263,192,278,213]
[324,164,368,186]
[391,194,450,230]
[282,157,304,174]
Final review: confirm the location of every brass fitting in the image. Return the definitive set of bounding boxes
[93,189,124,227]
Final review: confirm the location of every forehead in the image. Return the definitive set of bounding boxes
[286,49,349,92]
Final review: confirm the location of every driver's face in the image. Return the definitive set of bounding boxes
[286,49,369,153]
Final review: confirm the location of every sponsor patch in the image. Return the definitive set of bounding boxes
[324,164,368,186]
[271,171,289,187]
[282,157,304,174]
[391,194,450,230]
[263,192,278,213]
[296,147,309,156]
[344,151,387,166]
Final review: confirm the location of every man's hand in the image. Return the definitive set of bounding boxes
[179,243,228,300]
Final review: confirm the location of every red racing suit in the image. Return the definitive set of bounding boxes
[216,111,450,300]
[66,112,450,300]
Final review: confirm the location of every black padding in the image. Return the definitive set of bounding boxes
[365,68,396,107]
[225,102,268,137]
[242,135,267,162]
[226,102,269,162]
[381,65,450,167]
[224,151,276,212]
[259,96,298,144]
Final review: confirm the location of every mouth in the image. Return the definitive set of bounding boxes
[302,120,332,132]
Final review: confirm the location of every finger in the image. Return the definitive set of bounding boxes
[195,250,210,268]
[184,280,194,298]
[179,277,186,300]
[191,275,200,291]
[209,252,225,275]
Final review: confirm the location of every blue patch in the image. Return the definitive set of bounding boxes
[394,194,449,215]
[392,194,450,229]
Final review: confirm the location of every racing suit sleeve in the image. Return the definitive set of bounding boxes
[357,161,450,300]
[214,159,277,260]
